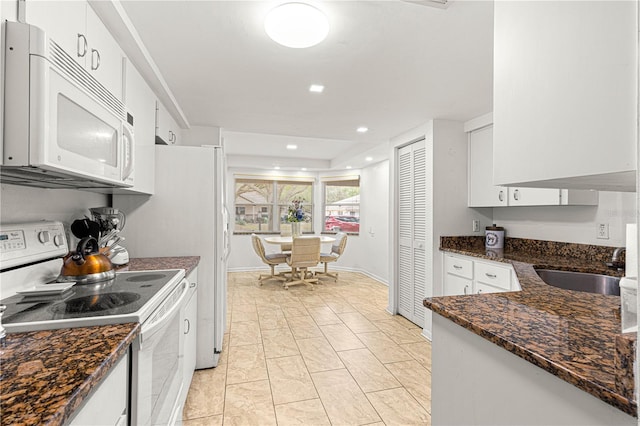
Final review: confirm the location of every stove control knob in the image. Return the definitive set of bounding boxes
[38,231,50,244]
[53,234,64,247]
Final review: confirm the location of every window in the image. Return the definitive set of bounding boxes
[234,178,313,233]
[323,178,360,234]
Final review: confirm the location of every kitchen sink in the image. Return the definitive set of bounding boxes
[535,269,620,296]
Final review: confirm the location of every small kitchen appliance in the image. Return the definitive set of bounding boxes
[0,221,190,424]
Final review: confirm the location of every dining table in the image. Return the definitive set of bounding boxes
[263,235,336,244]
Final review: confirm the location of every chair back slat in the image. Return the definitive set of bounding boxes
[290,237,321,268]
[332,232,348,255]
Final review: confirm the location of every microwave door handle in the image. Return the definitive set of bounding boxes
[122,125,134,181]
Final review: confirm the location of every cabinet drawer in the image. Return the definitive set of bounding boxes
[475,261,511,290]
[444,255,473,279]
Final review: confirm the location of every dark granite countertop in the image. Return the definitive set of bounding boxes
[425,236,636,417]
[0,256,200,425]
[0,324,140,426]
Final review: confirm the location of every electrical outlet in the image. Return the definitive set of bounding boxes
[472,220,480,232]
[597,223,609,239]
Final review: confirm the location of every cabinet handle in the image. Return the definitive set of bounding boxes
[513,189,520,201]
[485,273,497,279]
[463,285,469,295]
[498,190,504,202]
[453,265,462,270]
[90,49,101,70]
[184,318,191,334]
[77,34,87,58]
[169,131,175,144]
[190,282,197,288]
[478,289,483,294]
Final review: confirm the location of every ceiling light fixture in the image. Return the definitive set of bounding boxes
[264,2,329,49]
[274,166,281,170]
[346,166,352,169]
[356,127,368,133]
[309,84,325,93]
[286,144,298,150]
[365,156,373,162]
[301,167,308,171]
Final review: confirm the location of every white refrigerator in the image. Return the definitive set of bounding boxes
[114,145,229,369]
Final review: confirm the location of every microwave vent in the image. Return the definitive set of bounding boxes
[48,40,125,120]
[0,167,123,189]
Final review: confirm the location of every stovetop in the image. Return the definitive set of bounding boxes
[1,269,185,332]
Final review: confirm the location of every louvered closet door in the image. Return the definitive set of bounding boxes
[397,139,427,327]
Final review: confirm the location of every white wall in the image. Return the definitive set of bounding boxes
[493,191,636,247]
[226,161,391,284]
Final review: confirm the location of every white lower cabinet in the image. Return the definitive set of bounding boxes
[177,267,198,419]
[444,253,520,296]
[69,351,129,426]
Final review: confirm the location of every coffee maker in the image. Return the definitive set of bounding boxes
[89,207,129,265]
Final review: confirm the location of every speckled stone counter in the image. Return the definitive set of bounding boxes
[116,256,200,276]
[425,236,636,417]
[0,323,139,426]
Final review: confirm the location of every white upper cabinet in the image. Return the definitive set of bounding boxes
[493,1,637,191]
[24,1,124,99]
[468,123,598,208]
[155,101,181,145]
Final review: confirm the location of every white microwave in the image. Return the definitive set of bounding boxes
[2,22,134,189]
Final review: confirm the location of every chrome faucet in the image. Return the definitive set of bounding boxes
[607,247,626,270]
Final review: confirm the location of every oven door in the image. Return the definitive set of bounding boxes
[132,279,188,426]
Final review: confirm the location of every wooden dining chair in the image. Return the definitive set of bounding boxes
[317,232,347,281]
[251,234,287,284]
[285,237,321,290]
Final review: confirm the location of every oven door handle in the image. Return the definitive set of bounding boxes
[140,279,188,344]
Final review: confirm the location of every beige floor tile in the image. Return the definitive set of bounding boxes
[366,387,431,425]
[296,336,344,372]
[299,295,328,307]
[288,316,324,339]
[323,299,357,314]
[307,306,342,325]
[338,312,379,333]
[182,414,223,426]
[274,398,330,426]
[231,309,259,323]
[183,367,226,419]
[401,340,432,371]
[229,320,262,346]
[267,355,318,405]
[217,333,230,366]
[282,305,309,318]
[386,360,432,413]
[261,327,300,358]
[338,348,401,392]
[231,303,258,314]
[320,323,366,351]
[374,319,426,344]
[311,369,381,425]
[356,331,415,364]
[226,344,268,385]
[391,314,421,329]
[224,380,277,426]
[258,311,289,330]
[354,304,394,322]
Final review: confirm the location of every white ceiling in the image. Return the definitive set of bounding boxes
[120,0,494,170]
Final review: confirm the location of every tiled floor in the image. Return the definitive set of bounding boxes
[182,271,432,425]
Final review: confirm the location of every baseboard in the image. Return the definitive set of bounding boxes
[228,265,389,286]
[421,328,432,341]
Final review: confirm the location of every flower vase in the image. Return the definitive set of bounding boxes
[291,222,301,238]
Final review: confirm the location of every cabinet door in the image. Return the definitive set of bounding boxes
[24,1,87,67]
[184,284,198,381]
[444,274,472,296]
[86,5,124,100]
[508,188,561,207]
[474,260,511,291]
[156,102,180,145]
[468,125,507,207]
[493,1,636,190]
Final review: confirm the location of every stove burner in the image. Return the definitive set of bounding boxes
[125,274,167,283]
[51,292,140,314]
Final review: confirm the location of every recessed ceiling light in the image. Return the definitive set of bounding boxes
[309,84,324,93]
[264,2,329,49]
[301,167,308,171]
[365,156,373,162]
[346,166,352,169]
[286,144,298,150]
[357,127,368,133]
[274,166,281,170]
